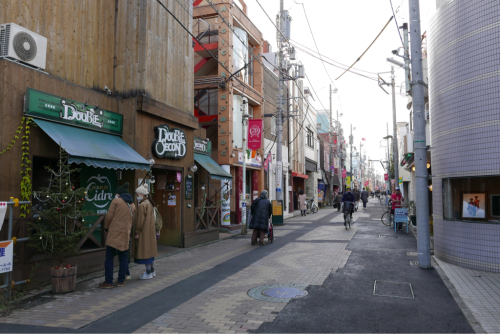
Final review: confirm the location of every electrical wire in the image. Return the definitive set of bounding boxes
[336,16,394,81]
[389,0,405,47]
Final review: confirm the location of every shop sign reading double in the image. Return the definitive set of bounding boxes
[153,124,187,159]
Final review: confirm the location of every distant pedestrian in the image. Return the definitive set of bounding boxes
[361,187,369,209]
[298,190,307,216]
[335,192,343,211]
[249,190,272,245]
[134,184,158,280]
[99,182,135,289]
[391,187,404,230]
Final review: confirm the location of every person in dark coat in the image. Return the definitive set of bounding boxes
[249,190,272,245]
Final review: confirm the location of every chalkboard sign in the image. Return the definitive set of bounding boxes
[185,175,193,200]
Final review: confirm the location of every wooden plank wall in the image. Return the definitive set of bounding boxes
[0,60,118,214]
[0,0,115,92]
[114,0,194,114]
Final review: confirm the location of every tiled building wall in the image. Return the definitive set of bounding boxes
[428,0,500,272]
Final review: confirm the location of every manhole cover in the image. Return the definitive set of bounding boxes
[248,284,308,303]
[407,252,418,256]
[373,280,414,299]
[409,261,419,266]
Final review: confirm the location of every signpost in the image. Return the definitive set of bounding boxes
[272,200,284,225]
[394,208,409,233]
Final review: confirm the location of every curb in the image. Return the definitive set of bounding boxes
[433,258,485,334]
[9,233,240,305]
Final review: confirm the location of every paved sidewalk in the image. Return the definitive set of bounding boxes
[435,257,500,333]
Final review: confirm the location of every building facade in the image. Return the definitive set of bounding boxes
[428,0,500,272]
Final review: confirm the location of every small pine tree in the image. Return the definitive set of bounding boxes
[30,146,89,266]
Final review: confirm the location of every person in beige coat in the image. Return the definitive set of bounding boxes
[134,183,158,280]
[99,183,135,289]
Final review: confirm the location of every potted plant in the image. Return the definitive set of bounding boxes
[30,147,89,293]
[409,200,417,226]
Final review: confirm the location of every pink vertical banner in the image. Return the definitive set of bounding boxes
[176,171,182,183]
[247,119,263,151]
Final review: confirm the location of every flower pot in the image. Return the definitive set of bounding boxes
[50,265,77,294]
[410,215,416,226]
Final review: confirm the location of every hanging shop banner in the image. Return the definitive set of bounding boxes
[342,169,347,178]
[384,174,389,181]
[194,137,212,155]
[0,241,13,273]
[247,119,263,151]
[0,202,7,231]
[185,175,194,200]
[25,88,123,135]
[237,151,262,167]
[276,161,283,193]
[264,152,272,172]
[81,166,117,243]
[152,125,187,159]
[221,180,231,226]
[365,180,369,187]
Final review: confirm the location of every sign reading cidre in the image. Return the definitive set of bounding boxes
[153,124,187,159]
[24,88,123,135]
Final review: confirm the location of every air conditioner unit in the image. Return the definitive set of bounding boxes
[0,23,47,69]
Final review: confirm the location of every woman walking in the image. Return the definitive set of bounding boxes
[298,190,307,216]
[134,184,158,280]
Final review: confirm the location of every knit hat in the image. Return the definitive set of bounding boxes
[135,183,149,195]
[115,182,129,195]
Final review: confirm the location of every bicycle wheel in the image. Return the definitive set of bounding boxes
[347,215,351,229]
[381,212,392,226]
[312,206,318,214]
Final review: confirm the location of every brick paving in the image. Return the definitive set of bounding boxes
[134,241,352,333]
[435,258,500,333]
[0,238,255,329]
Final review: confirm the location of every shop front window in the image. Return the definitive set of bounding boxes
[442,176,500,223]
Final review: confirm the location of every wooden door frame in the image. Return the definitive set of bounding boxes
[152,164,185,248]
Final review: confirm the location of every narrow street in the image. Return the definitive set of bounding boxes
[0,198,473,333]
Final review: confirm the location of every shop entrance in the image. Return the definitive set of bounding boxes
[152,167,183,247]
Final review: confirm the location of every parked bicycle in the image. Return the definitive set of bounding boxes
[308,198,319,214]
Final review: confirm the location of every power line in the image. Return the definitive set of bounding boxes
[336,16,394,80]
[389,0,405,47]
[289,39,378,75]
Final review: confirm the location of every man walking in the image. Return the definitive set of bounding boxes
[249,190,272,245]
[99,182,135,288]
[361,187,369,209]
[391,187,404,230]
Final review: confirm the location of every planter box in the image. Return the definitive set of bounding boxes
[50,265,77,294]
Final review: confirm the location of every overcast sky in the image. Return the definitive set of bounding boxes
[245,0,436,176]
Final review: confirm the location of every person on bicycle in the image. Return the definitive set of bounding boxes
[341,187,356,219]
[391,187,404,230]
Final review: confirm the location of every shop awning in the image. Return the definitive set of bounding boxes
[194,153,233,181]
[332,174,341,186]
[34,119,151,170]
[291,172,309,179]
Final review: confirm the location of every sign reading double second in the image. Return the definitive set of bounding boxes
[153,124,187,159]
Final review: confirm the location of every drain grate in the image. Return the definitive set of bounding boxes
[406,251,418,256]
[373,280,414,299]
[409,261,419,266]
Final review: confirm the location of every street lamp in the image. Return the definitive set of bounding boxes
[386,57,405,68]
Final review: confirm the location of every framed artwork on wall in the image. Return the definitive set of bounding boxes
[461,192,487,220]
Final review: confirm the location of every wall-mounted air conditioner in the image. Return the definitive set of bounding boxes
[0,23,47,70]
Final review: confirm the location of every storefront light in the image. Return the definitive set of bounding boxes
[190,164,198,172]
[428,184,433,191]
[427,162,431,168]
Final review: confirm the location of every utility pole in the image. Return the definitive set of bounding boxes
[409,0,431,269]
[275,0,285,202]
[391,66,399,193]
[241,97,249,235]
[402,23,411,95]
[329,84,334,206]
[349,124,353,189]
[360,141,363,189]
[386,123,390,198]
[337,109,341,192]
